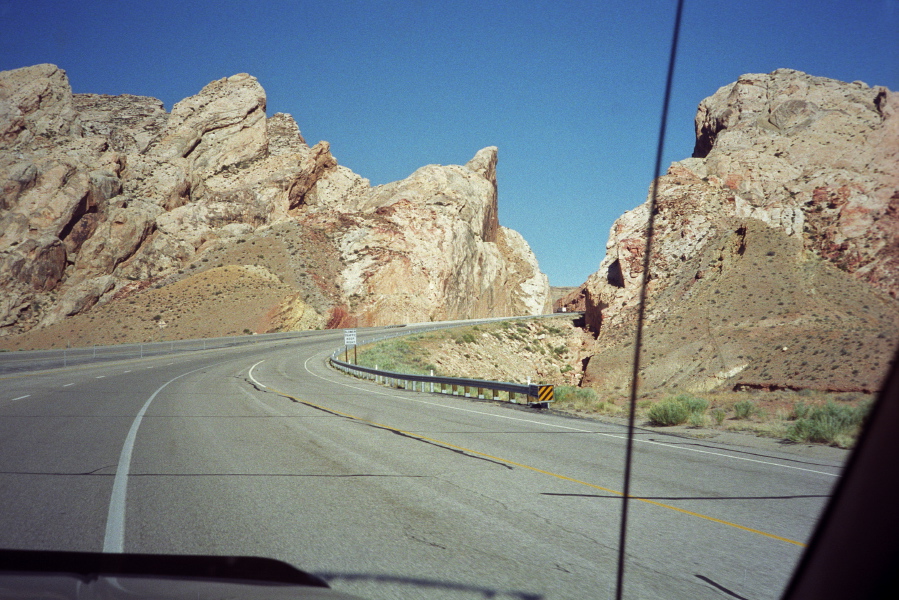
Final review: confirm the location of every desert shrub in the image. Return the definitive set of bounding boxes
[647,399,689,426]
[647,394,707,426]
[787,401,871,447]
[453,332,477,344]
[734,399,764,420]
[688,411,707,428]
[356,339,433,375]
[675,394,709,414]
[554,386,600,410]
[791,401,813,420]
[712,408,726,425]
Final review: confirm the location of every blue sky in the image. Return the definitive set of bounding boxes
[2,0,897,286]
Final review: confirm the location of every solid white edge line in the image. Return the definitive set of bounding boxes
[102,365,208,553]
[299,351,840,478]
[11,395,30,401]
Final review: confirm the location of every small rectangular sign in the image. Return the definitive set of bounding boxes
[344,329,357,346]
[537,385,554,403]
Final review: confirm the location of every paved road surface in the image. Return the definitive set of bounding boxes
[0,328,846,599]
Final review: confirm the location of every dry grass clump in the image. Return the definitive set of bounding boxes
[552,386,626,416]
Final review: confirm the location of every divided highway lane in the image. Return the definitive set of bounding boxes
[262,340,846,599]
[0,329,847,600]
[0,332,342,552]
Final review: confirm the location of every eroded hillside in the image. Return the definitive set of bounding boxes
[0,64,550,349]
[577,69,899,395]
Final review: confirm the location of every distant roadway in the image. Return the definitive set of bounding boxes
[0,325,845,599]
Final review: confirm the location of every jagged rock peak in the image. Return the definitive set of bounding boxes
[465,146,498,182]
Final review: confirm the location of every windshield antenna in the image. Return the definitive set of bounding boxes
[614,0,685,598]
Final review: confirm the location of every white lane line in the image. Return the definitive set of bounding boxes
[11,395,30,401]
[63,383,74,387]
[248,360,267,389]
[238,368,286,418]
[123,370,132,374]
[103,364,208,553]
[96,376,106,379]
[300,353,840,478]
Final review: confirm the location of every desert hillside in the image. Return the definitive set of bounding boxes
[0,64,550,349]
[576,69,899,395]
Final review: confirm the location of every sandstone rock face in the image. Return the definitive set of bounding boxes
[582,70,899,394]
[0,64,79,144]
[295,146,548,326]
[149,73,268,175]
[0,64,549,343]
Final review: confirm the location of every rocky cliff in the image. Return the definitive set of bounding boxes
[0,64,549,347]
[580,69,899,394]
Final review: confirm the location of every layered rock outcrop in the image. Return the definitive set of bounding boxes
[581,69,899,394]
[0,64,549,344]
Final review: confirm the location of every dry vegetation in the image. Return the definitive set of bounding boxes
[586,221,899,397]
[356,316,880,448]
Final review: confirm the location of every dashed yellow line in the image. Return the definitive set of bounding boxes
[252,370,806,548]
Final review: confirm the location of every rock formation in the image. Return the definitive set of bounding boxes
[0,64,549,346]
[580,69,899,394]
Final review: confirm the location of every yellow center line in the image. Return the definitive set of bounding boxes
[264,384,806,548]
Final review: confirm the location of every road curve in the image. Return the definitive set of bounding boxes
[0,328,846,599]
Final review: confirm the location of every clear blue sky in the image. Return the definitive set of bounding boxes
[2,0,897,286]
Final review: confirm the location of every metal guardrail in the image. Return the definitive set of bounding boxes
[328,314,578,408]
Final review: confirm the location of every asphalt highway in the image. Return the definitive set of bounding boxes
[0,328,847,599]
